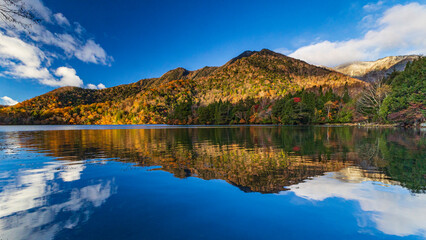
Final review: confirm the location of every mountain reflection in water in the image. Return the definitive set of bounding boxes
[0,126,424,239]
[6,126,424,193]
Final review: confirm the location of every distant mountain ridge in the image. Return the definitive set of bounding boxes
[1,49,367,125]
[333,55,420,82]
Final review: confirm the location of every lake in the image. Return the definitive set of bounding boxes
[0,125,425,240]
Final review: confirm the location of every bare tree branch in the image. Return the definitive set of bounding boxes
[0,0,40,29]
[356,79,391,121]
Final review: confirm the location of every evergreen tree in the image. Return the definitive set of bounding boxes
[342,83,350,103]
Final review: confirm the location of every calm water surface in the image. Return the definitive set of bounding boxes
[0,125,425,240]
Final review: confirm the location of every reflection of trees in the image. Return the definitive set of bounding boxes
[352,129,425,193]
[12,126,425,193]
[378,131,425,193]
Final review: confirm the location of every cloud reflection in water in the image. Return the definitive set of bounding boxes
[285,167,426,237]
[0,160,115,240]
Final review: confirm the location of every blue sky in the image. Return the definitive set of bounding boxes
[0,0,425,104]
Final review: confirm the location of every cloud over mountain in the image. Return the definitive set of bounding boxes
[0,96,19,105]
[288,2,426,66]
[40,67,83,87]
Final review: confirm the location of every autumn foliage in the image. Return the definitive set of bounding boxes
[2,50,421,126]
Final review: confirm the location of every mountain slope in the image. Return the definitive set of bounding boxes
[194,49,365,104]
[333,55,420,82]
[0,49,366,125]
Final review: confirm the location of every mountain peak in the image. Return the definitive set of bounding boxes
[160,67,190,81]
[259,48,275,54]
[258,48,288,58]
[226,49,286,66]
[48,86,82,94]
[225,50,258,65]
[333,55,421,82]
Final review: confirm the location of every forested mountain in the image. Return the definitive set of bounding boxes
[0,50,424,126]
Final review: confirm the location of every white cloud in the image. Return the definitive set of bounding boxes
[75,40,112,65]
[87,83,106,90]
[0,0,112,89]
[0,32,82,87]
[0,32,52,80]
[97,83,106,89]
[53,13,70,26]
[284,168,426,237]
[27,25,112,65]
[288,2,426,66]
[1,96,19,105]
[0,33,44,68]
[74,22,85,35]
[87,84,97,89]
[40,67,83,87]
[363,1,384,12]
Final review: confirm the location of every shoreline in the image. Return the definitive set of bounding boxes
[323,123,398,128]
[0,122,423,129]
